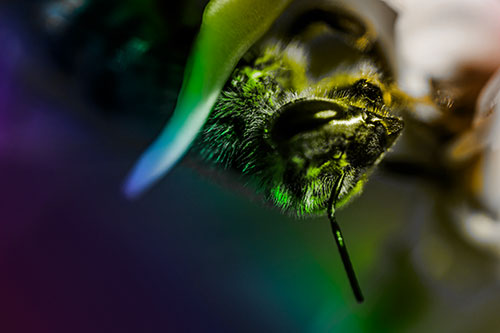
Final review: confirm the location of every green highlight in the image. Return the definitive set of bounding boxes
[336,230,344,247]
[305,166,323,178]
[273,185,291,209]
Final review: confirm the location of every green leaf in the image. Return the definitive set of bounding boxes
[124,0,293,198]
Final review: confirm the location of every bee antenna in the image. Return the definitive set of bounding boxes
[327,173,364,303]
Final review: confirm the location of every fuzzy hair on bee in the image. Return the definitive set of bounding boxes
[194,35,407,217]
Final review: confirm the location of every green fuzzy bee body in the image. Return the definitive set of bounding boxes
[194,39,407,216]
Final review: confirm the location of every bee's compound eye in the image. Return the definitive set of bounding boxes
[270,99,347,145]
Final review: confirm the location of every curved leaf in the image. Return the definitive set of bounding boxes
[124,0,293,198]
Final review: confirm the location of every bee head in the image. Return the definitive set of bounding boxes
[190,3,408,217]
[270,98,403,162]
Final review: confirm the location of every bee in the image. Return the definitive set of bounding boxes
[121,0,411,303]
[186,2,409,302]
[43,0,411,303]
[194,39,405,217]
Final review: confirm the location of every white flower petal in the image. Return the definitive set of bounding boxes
[393,0,500,96]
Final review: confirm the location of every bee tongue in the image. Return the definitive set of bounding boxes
[327,173,364,303]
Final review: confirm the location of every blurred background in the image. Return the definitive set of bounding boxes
[1,1,500,332]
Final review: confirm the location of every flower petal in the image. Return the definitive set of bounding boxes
[392,0,500,97]
[123,0,293,198]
